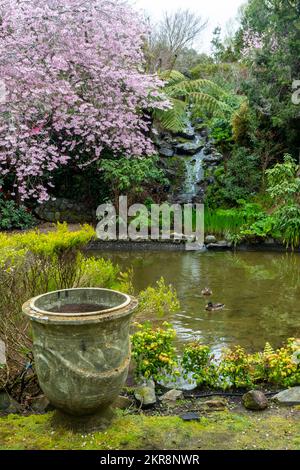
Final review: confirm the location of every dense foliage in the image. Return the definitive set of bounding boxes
[0,195,36,230]
[132,323,300,389]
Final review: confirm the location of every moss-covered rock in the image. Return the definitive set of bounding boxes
[242,391,268,411]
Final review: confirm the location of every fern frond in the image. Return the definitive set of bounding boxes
[156,70,235,131]
[169,79,227,98]
[153,98,187,132]
[187,92,231,114]
[159,70,186,86]
[263,342,274,356]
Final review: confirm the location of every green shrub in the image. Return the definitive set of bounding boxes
[100,155,168,205]
[264,338,300,387]
[131,322,178,381]
[132,322,300,389]
[217,346,255,390]
[182,343,217,387]
[0,198,36,230]
[205,147,261,208]
[137,277,180,317]
[183,339,300,389]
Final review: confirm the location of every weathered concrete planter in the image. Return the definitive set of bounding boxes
[23,288,138,416]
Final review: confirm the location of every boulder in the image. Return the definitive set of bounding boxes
[160,389,184,403]
[203,145,214,156]
[203,154,223,164]
[30,395,54,413]
[0,391,21,414]
[174,129,195,141]
[112,395,133,410]
[206,240,232,250]
[205,235,217,244]
[134,381,156,407]
[159,146,174,158]
[272,387,300,405]
[242,390,268,410]
[175,141,204,156]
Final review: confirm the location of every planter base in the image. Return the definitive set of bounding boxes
[51,406,115,432]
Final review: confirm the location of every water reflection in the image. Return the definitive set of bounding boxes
[92,250,300,353]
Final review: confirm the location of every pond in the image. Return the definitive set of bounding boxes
[93,250,300,354]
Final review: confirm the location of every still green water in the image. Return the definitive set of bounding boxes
[94,250,300,353]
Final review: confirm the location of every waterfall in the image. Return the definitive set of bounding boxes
[179,149,205,202]
[157,119,221,205]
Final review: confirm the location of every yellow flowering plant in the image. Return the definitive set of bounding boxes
[131,322,178,381]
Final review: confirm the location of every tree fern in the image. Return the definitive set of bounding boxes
[156,70,234,132]
[153,98,187,133]
[167,78,227,98]
[159,70,186,85]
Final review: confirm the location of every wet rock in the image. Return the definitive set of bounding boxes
[203,154,223,164]
[0,340,6,365]
[112,395,133,410]
[242,390,268,410]
[0,391,21,414]
[205,235,217,244]
[159,146,174,158]
[206,240,232,250]
[203,145,214,156]
[175,129,195,140]
[175,141,204,156]
[160,389,184,403]
[30,395,54,413]
[134,381,156,407]
[272,387,300,405]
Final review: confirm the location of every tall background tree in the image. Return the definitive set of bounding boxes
[145,9,207,72]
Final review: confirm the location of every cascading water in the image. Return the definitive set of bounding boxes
[156,118,222,205]
[177,148,205,204]
[169,131,207,204]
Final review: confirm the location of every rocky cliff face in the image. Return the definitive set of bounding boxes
[154,120,223,205]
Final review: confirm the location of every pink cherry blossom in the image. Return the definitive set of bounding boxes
[0,0,170,202]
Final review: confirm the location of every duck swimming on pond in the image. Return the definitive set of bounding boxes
[201,287,212,296]
[205,302,225,312]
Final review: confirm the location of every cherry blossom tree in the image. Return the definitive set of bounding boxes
[0,0,169,202]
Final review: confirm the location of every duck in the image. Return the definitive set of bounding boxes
[201,287,213,296]
[205,302,225,312]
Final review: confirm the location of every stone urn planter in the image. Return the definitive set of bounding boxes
[23,288,138,416]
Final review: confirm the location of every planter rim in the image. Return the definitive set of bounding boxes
[22,288,137,325]
[29,287,131,316]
